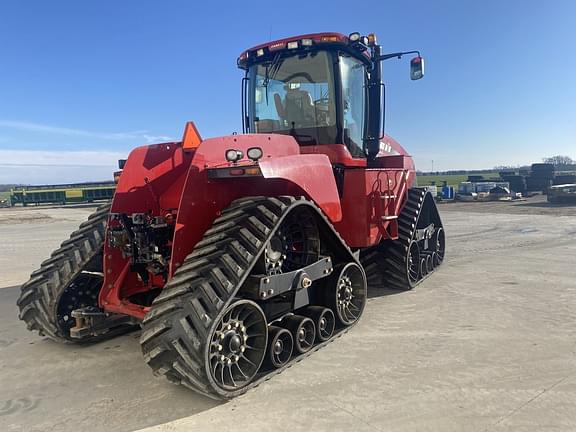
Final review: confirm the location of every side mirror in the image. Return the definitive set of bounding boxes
[410,56,425,80]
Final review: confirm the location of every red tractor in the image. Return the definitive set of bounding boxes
[18,32,444,399]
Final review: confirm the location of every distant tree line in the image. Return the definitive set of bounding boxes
[0,184,22,192]
[418,156,575,176]
[543,155,575,166]
[417,168,511,176]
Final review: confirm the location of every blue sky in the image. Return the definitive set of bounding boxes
[1,0,575,184]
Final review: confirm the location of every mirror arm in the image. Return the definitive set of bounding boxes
[376,50,421,62]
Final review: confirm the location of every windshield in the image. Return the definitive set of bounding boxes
[248,51,337,145]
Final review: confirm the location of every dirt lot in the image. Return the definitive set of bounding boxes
[0,198,575,432]
[440,193,576,216]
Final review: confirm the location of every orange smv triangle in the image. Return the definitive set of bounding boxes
[182,121,202,151]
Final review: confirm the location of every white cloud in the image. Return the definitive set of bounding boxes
[0,149,127,184]
[0,120,173,144]
[0,149,126,167]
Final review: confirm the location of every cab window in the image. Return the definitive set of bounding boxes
[249,51,337,145]
[339,54,366,157]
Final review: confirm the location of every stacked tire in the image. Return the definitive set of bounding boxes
[527,163,554,193]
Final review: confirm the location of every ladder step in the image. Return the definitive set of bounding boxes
[380,195,397,199]
[381,215,398,221]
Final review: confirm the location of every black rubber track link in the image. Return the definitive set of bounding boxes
[362,188,444,290]
[16,203,111,342]
[140,196,360,399]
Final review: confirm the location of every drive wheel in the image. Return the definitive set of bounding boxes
[259,207,320,275]
[207,300,267,392]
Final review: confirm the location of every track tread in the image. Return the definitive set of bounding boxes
[361,188,444,290]
[140,196,357,399]
[16,203,111,342]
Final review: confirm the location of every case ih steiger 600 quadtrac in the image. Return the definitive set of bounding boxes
[18,32,445,399]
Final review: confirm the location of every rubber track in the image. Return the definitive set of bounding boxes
[16,203,110,342]
[362,188,444,290]
[140,196,359,399]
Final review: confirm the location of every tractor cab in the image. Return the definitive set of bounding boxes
[238,32,424,163]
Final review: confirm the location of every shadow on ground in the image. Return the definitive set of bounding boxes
[0,286,221,432]
[367,284,405,299]
[1,281,405,431]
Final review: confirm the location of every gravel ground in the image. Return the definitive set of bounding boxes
[0,198,575,432]
[0,205,97,288]
[439,193,576,217]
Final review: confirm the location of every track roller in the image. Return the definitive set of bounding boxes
[301,306,335,342]
[425,254,433,274]
[420,257,428,276]
[280,315,315,354]
[266,326,294,368]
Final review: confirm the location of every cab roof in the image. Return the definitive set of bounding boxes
[237,32,371,69]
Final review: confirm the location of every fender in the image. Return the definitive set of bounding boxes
[259,154,342,222]
[170,134,342,275]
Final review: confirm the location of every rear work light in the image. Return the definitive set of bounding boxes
[301,38,313,46]
[256,48,265,57]
[225,149,244,163]
[287,41,298,49]
[247,147,263,161]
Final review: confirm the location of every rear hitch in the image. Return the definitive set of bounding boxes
[70,307,138,339]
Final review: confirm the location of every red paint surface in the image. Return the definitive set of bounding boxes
[100,127,415,319]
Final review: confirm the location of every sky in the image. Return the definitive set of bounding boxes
[1,0,575,184]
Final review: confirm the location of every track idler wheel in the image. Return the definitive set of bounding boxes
[407,241,421,287]
[266,326,294,369]
[328,262,367,327]
[301,306,335,342]
[434,227,445,266]
[280,315,315,354]
[207,300,268,392]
